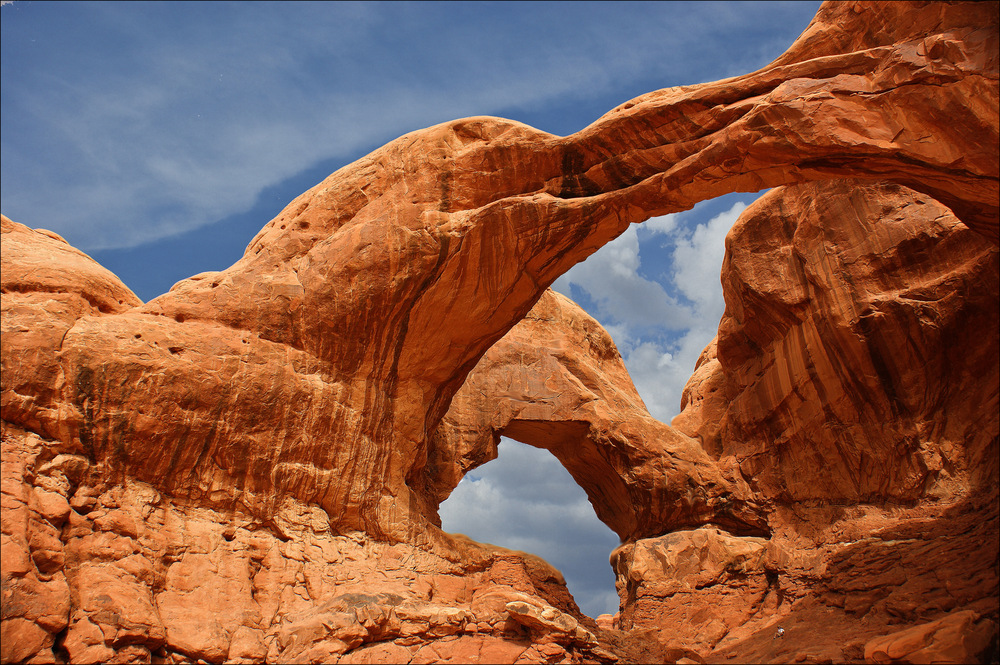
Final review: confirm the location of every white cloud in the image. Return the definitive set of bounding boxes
[671,203,746,311]
[621,341,686,421]
[644,212,680,235]
[552,225,695,331]
[440,438,621,619]
[0,2,818,250]
[554,201,750,422]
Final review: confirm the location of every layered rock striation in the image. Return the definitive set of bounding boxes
[428,289,768,544]
[635,178,999,661]
[676,180,998,504]
[2,0,998,663]
[1,418,610,664]
[3,0,997,543]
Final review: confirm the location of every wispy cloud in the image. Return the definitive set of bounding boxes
[1,2,818,250]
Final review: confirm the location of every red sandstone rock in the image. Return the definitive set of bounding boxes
[1,1,998,663]
[864,610,997,665]
[504,600,597,647]
[676,179,999,505]
[657,179,998,661]
[612,526,769,648]
[4,0,997,546]
[428,289,767,543]
[0,421,610,664]
[0,216,141,442]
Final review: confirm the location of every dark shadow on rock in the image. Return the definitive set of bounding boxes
[705,484,999,664]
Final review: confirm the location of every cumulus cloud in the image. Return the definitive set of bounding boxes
[643,213,680,235]
[554,199,750,421]
[551,226,694,332]
[671,203,746,313]
[439,438,621,619]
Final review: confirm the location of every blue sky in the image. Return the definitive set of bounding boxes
[1,0,822,618]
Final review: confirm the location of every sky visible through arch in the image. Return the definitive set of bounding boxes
[1,0,822,619]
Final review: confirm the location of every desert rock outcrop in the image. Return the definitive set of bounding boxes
[2,0,998,663]
[1,419,610,664]
[4,0,997,543]
[629,178,999,661]
[675,180,998,504]
[428,289,768,543]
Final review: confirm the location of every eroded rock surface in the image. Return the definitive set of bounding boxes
[1,0,998,663]
[2,421,613,664]
[676,180,998,505]
[653,179,999,662]
[428,290,767,543]
[4,0,998,543]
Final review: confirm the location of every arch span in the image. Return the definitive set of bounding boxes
[3,0,995,541]
[427,290,768,542]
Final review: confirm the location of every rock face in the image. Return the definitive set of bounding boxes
[676,180,998,504]
[640,178,1000,661]
[428,289,768,543]
[1,420,607,664]
[1,1,998,663]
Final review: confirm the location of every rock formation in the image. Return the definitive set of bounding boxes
[676,180,998,504]
[648,178,999,661]
[1,416,612,664]
[428,289,768,544]
[1,0,997,663]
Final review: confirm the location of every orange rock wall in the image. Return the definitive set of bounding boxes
[676,179,999,504]
[2,420,613,664]
[2,1,998,663]
[621,178,1000,662]
[4,0,997,546]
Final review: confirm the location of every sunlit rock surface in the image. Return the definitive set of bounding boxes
[429,289,768,544]
[653,178,999,661]
[2,0,998,662]
[676,179,998,504]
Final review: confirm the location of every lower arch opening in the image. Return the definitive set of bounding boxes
[438,436,621,619]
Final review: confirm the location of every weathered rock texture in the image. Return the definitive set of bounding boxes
[2,0,998,663]
[649,178,999,662]
[428,289,768,544]
[677,180,998,503]
[1,419,612,664]
[5,0,999,541]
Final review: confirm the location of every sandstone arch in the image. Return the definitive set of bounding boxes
[3,2,999,662]
[427,289,767,543]
[2,0,996,545]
